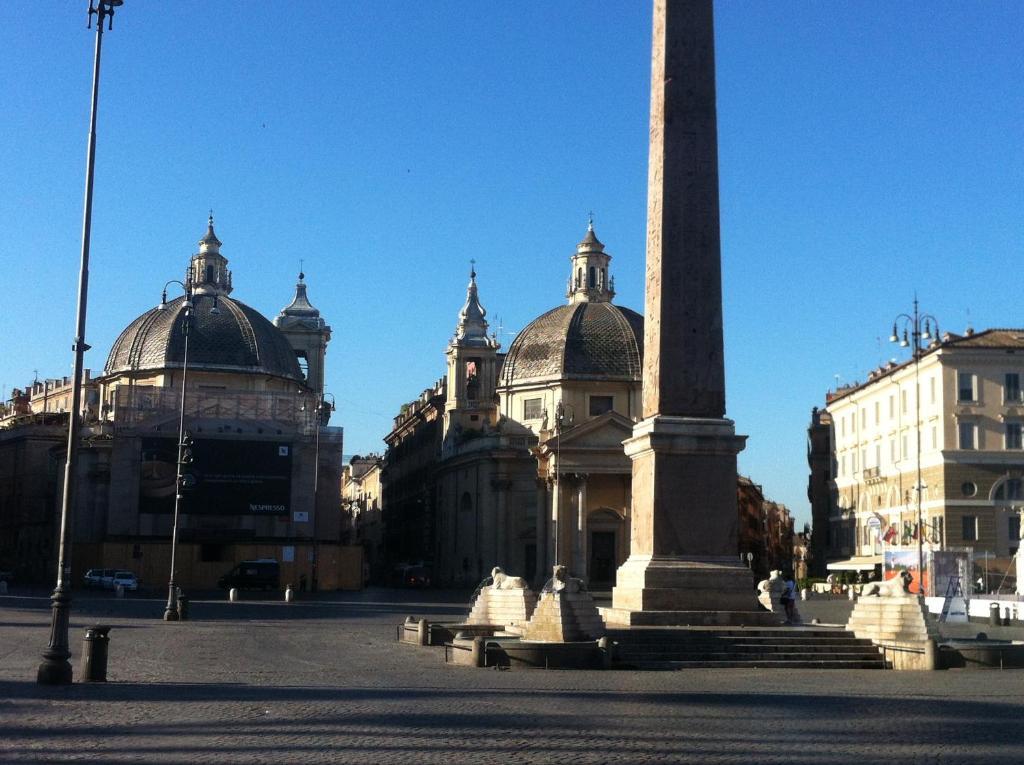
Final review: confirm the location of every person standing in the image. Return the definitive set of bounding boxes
[781,571,798,624]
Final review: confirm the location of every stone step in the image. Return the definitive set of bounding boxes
[617,649,882,661]
[623,658,888,670]
[605,629,851,640]
[606,634,880,647]
[606,626,887,669]
[614,647,880,659]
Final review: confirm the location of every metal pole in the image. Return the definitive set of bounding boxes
[37,1,114,686]
[164,306,190,620]
[914,309,925,597]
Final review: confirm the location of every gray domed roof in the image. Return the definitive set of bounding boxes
[499,302,643,386]
[105,294,302,381]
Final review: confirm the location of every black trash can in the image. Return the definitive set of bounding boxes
[176,595,189,621]
[989,602,1000,626]
[81,625,111,682]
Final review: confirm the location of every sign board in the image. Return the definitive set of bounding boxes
[140,438,292,515]
[282,545,295,563]
[292,511,309,523]
[884,549,926,594]
[928,548,974,598]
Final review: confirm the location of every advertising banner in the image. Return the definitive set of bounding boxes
[883,549,927,594]
[140,437,292,515]
[929,548,974,598]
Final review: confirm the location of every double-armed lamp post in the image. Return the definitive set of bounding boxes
[889,298,939,597]
[37,0,125,686]
[158,282,219,621]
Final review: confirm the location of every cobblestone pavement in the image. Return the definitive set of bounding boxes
[1,588,1022,764]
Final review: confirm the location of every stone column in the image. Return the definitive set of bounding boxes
[534,478,547,583]
[492,476,509,569]
[1016,508,1024,597]
[605,0,769,626]
[551,475,562,570]
[573,475,588,579]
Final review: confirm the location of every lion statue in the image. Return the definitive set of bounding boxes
[550,564,583,593]
[859,570,913,597]
[490,566,528,590]
[756,569,784,611]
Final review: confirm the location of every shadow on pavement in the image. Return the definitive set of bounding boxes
[1,681,1021,763]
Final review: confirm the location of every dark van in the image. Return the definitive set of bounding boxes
[218,560,280,591]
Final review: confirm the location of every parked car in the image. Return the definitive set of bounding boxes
[401,565,431,588]
[111,571,139,591]
[218,560,280,591]
[84,568,117,589]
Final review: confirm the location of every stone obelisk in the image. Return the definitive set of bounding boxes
[604,0,771,626]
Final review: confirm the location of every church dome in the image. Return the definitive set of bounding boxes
[499,301,643,386]
[105,294,303,382]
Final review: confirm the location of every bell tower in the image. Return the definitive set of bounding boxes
[444,263,500,439]
[188,215,233,296]
[274,270,331,396]
[566,217,614,304]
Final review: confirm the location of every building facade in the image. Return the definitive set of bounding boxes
[814,329,1024,587]
[341,454,383,581]
[1,219,354,589]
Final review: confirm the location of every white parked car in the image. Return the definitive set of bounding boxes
[111,571,139,591]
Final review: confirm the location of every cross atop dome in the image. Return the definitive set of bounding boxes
[199,212,222,250]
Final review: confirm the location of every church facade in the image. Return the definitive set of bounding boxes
[385,224,642,588]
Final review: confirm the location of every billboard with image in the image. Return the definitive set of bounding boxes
[884,549,927,594]
[140,437,292,515]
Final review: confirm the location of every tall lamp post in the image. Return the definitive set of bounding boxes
[158,281,219,621]
[37,0,125,686]
[889,297,939,596]
[552,401,574,569]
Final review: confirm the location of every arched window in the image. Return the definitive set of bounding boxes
[460,492,473,513]
[588,266,596,288]
[576,268,582,287]
[993,477,1023,501]
[205,264,214,282]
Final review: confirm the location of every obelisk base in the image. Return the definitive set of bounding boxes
[602,416,775,626]
[602,555,780,626]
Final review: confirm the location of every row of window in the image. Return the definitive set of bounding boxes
[957,420,1024,450]
[522,395,615,422]
[838,428,936,476]
[839,386,925,437]
[958,372,1023,404]
[961,513,1021,545]
[838,421,1024,477]
[838,372,1024,440]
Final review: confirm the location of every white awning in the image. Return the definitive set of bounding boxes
[826,555,883,571]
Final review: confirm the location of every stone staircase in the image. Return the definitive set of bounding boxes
[606,626,887,669]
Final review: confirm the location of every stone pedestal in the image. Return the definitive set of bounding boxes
[521,589,605,642]
[466,587,537,631]
[846,595,939,670]
[604,417,770,626]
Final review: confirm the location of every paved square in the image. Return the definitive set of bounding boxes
[2,590,1022,764]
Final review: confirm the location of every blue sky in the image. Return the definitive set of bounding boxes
[1,2,1021,527]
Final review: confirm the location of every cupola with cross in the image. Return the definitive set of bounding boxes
[444,262,500,437]
[188,214,233,296]
[566,217,614,304]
